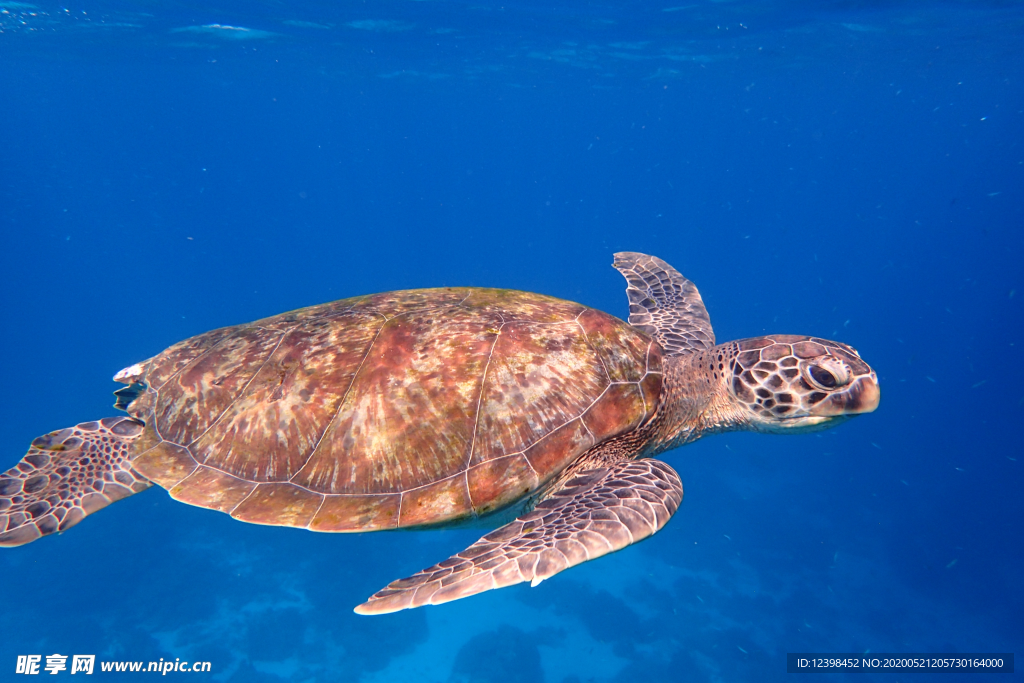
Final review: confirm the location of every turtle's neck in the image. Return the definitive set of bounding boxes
[643,347,749,456]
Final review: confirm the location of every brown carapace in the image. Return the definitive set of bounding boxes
[0,253,879,614]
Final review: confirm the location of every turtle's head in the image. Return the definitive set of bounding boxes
[719,335,879,433]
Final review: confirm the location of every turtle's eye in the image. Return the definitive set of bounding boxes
[801,357,852,390]
[807,365,838,389]
[811,366,835,387]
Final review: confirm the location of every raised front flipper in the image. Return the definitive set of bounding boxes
[0,417,151,546]
[613,252,715,356]
[355,459,683,615]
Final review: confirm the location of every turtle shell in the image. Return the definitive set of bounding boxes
[117,288,663,531]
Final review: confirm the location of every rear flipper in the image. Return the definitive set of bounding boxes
[0,417,151,547]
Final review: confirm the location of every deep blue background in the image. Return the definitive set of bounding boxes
[1,1,1022,681]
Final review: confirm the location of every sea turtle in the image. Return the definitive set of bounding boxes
[0,253,879,614]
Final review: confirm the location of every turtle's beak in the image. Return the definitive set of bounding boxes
[810,375,880,417]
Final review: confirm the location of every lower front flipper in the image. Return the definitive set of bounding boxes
[355,458,683,615]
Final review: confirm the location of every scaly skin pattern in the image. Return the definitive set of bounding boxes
[113,288,663,531]
[642,334,880,456]
[0,418,150,546]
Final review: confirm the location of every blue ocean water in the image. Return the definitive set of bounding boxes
[1,0,1022,680]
